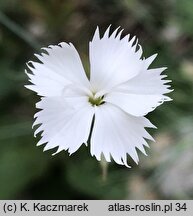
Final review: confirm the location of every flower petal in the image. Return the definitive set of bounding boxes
[34,96,94,155]
[90,104,155,167]
[25,42,90,96]
[89,26,144,95]
[105,67,172,116]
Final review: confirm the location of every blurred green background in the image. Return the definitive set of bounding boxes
[0,0,193,199]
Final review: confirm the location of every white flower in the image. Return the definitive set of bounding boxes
[25,26,172,168]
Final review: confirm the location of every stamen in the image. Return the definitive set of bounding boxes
[88,94,105,106]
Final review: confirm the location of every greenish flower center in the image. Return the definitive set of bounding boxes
[88,94,105,106]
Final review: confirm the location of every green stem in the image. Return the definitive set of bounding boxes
[100,154,108,182]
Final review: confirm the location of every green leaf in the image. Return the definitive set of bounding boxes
[0,140,49,199]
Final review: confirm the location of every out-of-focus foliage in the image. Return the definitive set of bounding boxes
[0,0,193,199]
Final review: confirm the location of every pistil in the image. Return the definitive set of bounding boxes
[88,94,105,106]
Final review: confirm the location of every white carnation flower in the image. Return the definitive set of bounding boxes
[25,26,172,168]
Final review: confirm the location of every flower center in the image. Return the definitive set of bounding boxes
[88,94,105,106]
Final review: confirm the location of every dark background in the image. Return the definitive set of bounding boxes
[0,0,193,199]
